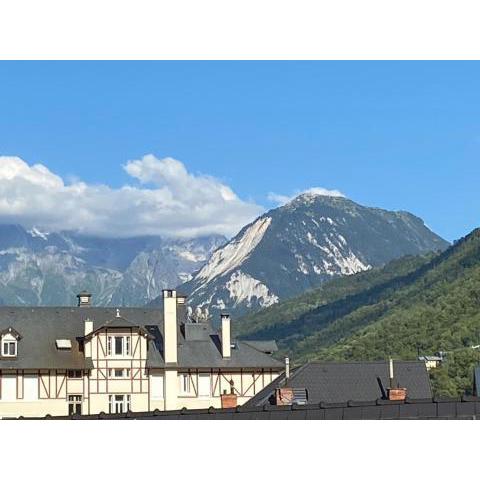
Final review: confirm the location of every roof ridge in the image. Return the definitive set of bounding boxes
[306,360,422,365]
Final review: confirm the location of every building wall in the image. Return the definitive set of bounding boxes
[0,328,281,417]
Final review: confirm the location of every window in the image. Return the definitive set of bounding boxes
[179,373,191,394]
[114,336,123,355]
[67,370,82,378]
[107,336,131,357]
[109,394,131,414]
[2,340,16,357]
[68,395,82,415]
[108,368,130,378]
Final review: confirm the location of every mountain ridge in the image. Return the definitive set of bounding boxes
[162,193,448,315]
[0,224,225,306]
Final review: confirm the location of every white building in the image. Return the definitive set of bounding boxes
[0,290,283,418]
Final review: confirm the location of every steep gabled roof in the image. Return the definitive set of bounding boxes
[85,312,153,339]
[0,306,283,370]
[0,306,161,369]
[245,360,433,406]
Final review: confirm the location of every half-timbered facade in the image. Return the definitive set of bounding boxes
[0,290,283,418]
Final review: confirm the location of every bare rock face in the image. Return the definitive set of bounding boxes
[162,194,448,317]
[0,224,225,306]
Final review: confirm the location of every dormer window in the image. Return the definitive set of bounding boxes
[2,339,17,357]
[76,290,92,307]
[0,328,21,358]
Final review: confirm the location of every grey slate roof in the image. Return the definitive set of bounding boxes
[0,306,283,371]
[145,324,283,369]
[242,340,278,354]
[245,361,433,406]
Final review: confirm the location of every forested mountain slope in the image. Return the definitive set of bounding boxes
[238,229,480,395]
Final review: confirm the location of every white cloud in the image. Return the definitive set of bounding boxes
[268,187,346,206]
[267,192,293,205]
[0,155,263,239]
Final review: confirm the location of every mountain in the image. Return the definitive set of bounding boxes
[237,228,480,396]
[0,224,225,306]
[163,193,448,315]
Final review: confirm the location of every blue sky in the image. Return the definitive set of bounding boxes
[0,61,479,240]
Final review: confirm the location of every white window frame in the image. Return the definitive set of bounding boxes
[108,368,130,379]
[107,335,131,357]
[68,395,83,415]
[2,340,17,357]
[179,373,191,395]
[109,394,131,413]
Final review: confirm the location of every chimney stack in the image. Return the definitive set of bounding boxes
[163,290,178,364]
[387,358,407,401]
[221,313,231,358]
[220,380,237,408]
[389,358,394,388]
[77,291,92,307]
[275,387,295,405]
[84,318,93,336]
[285,357,290,381]
[84,318,93,357]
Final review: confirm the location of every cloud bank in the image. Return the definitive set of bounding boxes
[0,155,263,239]
[268,187,346,206]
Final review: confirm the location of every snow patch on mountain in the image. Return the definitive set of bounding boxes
[225,270,279,308]
[196,216,272,283]
[28,227,50,240]
[295,254,309,275]
[176,250,205,262]
[323,235,370,274]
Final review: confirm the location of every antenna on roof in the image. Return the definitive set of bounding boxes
[116,308,120,318]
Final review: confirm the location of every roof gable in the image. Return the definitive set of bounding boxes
[0,326,22,340]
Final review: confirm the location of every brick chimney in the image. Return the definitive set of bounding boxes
[387,358,407,401]
[221,380,237,408]
[275,387,295,405]
[77,291,92,307]
[221,313,231,359]
[274,358,293,405]
[163,290,178,364]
